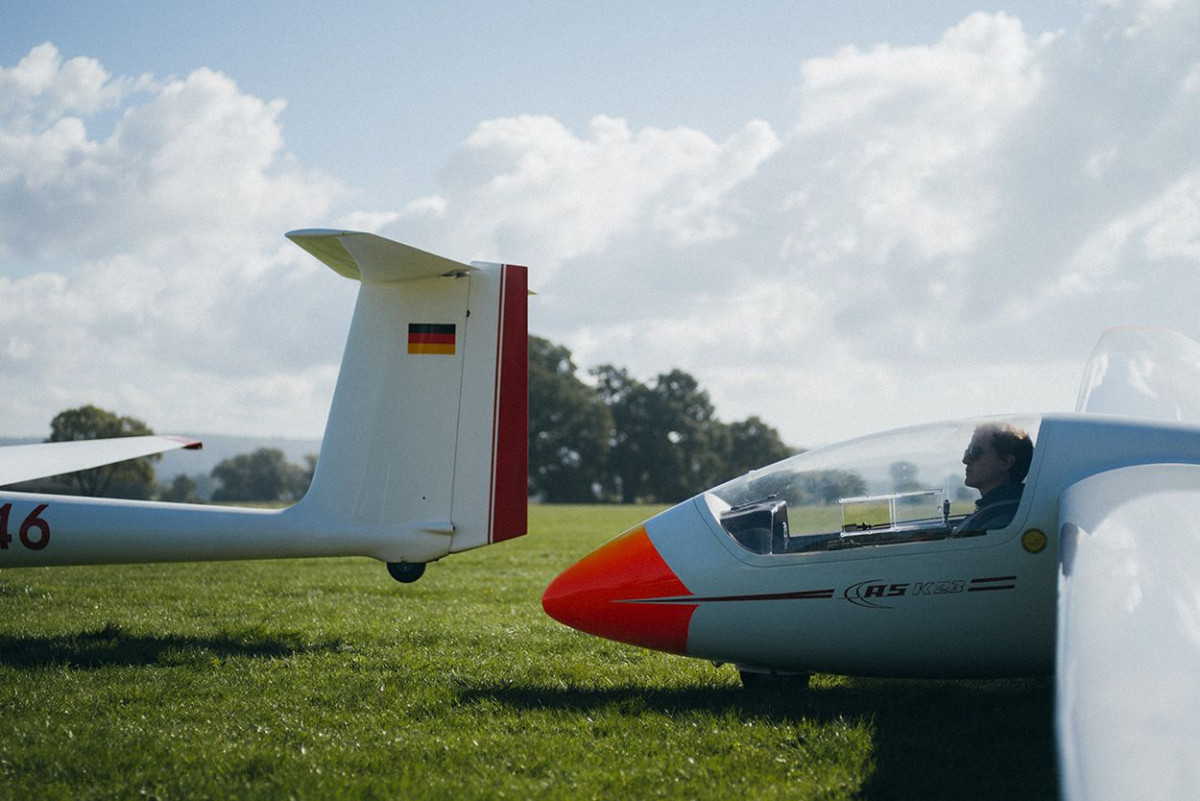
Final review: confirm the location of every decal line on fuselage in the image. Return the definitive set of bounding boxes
[615,576,1019,607]
[618,589,836,604]
[966,576,1018,591]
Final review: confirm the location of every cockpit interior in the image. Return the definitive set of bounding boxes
[706,415,1042,555]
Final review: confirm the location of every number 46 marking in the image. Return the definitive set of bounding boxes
[0,503,51,551]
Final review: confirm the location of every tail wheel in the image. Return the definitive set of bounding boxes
[739,669,811,692]
[387,561,426,583]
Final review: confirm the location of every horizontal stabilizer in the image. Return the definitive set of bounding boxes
[1076,327,1200,422]
[0,436,202,488]
[286,229,473,284]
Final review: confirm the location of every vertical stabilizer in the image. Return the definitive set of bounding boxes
[287,230,528,563]
[449,258,529,551]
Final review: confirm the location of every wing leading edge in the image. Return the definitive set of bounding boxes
[1057,464,1200,801]
[0,436,202,488]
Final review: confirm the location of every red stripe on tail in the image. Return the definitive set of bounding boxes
[489,264,528,542]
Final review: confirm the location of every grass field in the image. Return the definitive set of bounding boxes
[0,505,1056,800]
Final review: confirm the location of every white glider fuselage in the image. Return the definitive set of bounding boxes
[544,413,1200,679]
[0,494,454,568]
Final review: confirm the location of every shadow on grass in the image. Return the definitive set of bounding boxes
[459,676,1056,801]
[0,622,340,669]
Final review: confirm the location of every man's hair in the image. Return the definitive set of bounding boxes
[978,422,1034,483]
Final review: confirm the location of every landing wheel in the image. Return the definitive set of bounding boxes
[739,669,811,693]
[386,561,426,583]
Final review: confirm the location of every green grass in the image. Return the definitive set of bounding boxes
[0,505,1056,800]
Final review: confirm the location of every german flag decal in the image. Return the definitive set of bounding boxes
[407,323,456,355]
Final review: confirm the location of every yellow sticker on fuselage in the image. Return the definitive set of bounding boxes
[1021,528,1047,554]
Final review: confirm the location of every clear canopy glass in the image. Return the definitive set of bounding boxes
[706,415,1042,555]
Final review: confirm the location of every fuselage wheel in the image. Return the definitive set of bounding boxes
[739,669,811,692]
[387,561,426,583]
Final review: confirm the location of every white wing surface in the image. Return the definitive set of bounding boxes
[1057,464,1200,801]
[0,436,202,488]
[1076,327,1200,422]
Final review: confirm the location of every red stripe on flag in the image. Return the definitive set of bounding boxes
[408,333,456,345]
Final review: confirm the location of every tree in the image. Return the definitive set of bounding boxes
[889,461,922,493]
[802,469,868,505]
[528,337,612,502]
[47,405,159,497]
[160,474,199,503]
[649,369,730,501]
[596,366,732,503]
[592,365,655,502]
[211,448,309,503]
[721,416,796,480]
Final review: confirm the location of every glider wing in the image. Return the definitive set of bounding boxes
[1057,464,1200,801]
[0,436,202,488]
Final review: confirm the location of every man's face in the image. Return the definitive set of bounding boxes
[963,432,1014,495]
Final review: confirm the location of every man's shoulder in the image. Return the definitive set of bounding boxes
[984,482,1024,505]
[959,482,1025,533]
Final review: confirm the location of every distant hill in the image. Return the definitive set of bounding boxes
[156,434,321,479]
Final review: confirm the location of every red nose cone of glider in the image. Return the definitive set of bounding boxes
[542,524,697,655]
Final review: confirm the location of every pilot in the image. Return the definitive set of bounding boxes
[956,422,1034,532]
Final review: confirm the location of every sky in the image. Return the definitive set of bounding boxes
[2,0,1199,450]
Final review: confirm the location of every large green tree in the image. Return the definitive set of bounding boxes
[647,369,730,502]
[721,415,796,481]
[47,405,158,497]
[528,336,612,502]
[595,366,736,504]
[211,448,310,503]
[592,365,654,502]
[160,474,199,503]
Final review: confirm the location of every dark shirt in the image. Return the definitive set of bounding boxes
[955,482,1024,533]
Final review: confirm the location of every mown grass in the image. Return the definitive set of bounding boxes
[0,505,1056,800]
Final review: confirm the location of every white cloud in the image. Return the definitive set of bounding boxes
[0,42,148,120]
[0,44,353,438]
[788,12,1047,268]
[399,3,1200,446]
[1067,172,1200,271]
[3,0,1199,452]
[401,114,781,275]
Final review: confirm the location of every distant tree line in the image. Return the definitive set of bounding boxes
[13,405,317,504]
[21,340,796,504]
[529,336,795,503]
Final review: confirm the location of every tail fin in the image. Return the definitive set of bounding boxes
[287,229,528,558]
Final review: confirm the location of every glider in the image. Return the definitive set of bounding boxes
[0,229,528,583]
[543,326,1200,800]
